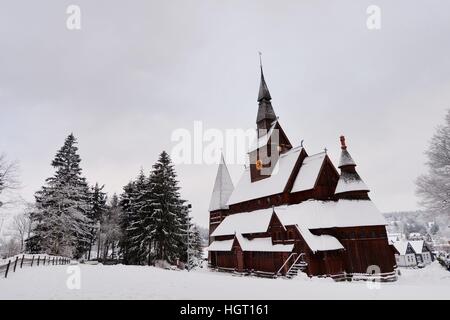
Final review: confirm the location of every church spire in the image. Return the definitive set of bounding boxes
[256,53,277,129]
[209,153,234,212]
[335,136,370,199]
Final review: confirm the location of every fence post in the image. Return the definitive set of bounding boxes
[31,255,34,267]
[53,257,55,265]
[13,256,19,272]
[4,260,11,278]
[37,256,40,266]
[20,255,25,268]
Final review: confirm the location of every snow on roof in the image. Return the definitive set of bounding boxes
[338,149,356,168]
[409,240,425,253]
[291,152,326,192]
[335,172,369,194]
[236,234,294,252]
[276,200,386,229]
[212,200,386,237]
[206,239,234,252]
[227,147,302,206]
[210,208,274,237]
[296,226,344,253]
[209,154,235,212]
[393,241,412,255]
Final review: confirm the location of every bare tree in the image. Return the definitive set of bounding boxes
[11,211,32,252]
[416,110,450,214]
[0,154,20,208]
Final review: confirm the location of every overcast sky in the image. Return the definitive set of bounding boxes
[1,0,450,227]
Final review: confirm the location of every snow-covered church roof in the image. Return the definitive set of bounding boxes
[209,154,234,212]
[335,171,369,194]
[296,226,344,253]
[227,148,326,206]
[211,199,386,237]
[338,149,356,168]
[335,136,370,195]
[207,234,294,253]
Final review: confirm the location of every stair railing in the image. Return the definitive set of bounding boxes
[275,253,297,276]
[285,253,306,276]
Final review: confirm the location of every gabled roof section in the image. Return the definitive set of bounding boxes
[291,152,327,192]
[409,240,425,253]
[296,226,344,253]
[276,200,386,229]
[393,241,415,255]
[209,154,234,212]
[235,233,294,252]
[227,146,303,206]
[213,199,386,237]
[206,239,234,252]
[210,208,274,237]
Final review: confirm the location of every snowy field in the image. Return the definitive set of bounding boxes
[0,262,449,300]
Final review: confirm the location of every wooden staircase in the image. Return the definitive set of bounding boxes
[285,261,308,279]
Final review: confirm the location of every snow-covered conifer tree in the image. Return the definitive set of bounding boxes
[88,183,107,260]
[149,151,187,264]
[29,134,92,258]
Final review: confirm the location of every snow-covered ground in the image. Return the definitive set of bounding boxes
[0,262,449,300]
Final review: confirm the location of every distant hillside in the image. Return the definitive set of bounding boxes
[383,210,449,237]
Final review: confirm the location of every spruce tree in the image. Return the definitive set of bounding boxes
[89,183,107,260]
[30,134,92,258]
[187,224,204,269]
[123,170,149,264]
[118,181,136,264]
[100,194,122,261]
[149,151,188,263]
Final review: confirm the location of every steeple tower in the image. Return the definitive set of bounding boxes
[256,54,277,131]
[209,153,234,212]
[335,136,370,200]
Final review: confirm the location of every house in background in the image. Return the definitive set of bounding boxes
[409,240,433,265]
[393,241,417,267]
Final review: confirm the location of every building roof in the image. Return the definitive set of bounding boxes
[335,171,369,194]
[257,66,272,102]
[409,240,425,253]
[227,148,327,206]
[291,152,326,192]
[296,226,344,253]
[276,200,386,229]
[209,154,234,212]
[393,241,414,255]
[206,239,234,252]
[235,234,294,252]
[207,234,294,252]
[210,208,274,237]
[338,149,356,168]
[212,199,386,237]
[227,147,304,206]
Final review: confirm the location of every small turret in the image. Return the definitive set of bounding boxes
[335,136,370,200]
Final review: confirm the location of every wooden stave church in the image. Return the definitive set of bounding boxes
[207,65,397,281]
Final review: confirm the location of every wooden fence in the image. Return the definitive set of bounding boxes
[0,254,71,279]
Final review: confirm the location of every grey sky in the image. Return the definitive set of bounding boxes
[1,0,450,227]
